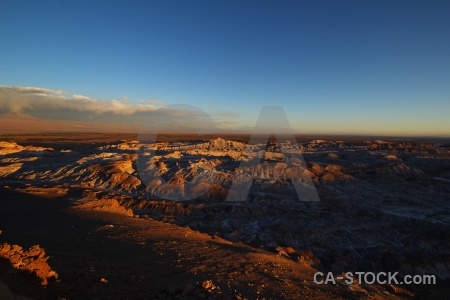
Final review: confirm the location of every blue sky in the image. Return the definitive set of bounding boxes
[1,0,449,135]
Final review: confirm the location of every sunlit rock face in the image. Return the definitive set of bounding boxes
[1,138,450,279]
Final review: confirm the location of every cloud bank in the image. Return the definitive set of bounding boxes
[1,86,66,95]
[0,86,219,132]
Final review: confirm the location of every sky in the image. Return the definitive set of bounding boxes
[0,0,449,136]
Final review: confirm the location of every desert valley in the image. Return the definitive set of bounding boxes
[0,133,449,299]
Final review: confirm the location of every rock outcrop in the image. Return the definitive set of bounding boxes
[0,238,58,286]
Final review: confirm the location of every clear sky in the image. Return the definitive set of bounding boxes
[1,0,449,136]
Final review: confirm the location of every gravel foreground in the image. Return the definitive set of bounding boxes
[0,187,448,300]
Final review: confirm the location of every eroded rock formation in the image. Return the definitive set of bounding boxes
[1,138,449,280]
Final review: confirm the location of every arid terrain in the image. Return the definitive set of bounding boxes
[1,133,449,299]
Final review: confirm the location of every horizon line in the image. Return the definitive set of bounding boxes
[0,130,449,140]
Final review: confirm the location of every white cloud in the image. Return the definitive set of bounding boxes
[72,94,94,101]
[0,86,220,131]
[120,95,128,101]
[0,86,65,95]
